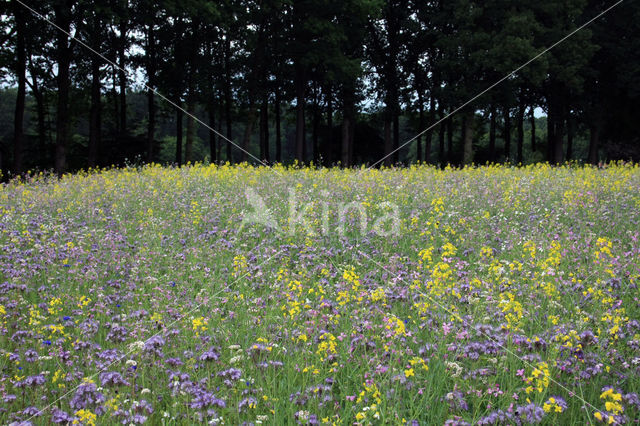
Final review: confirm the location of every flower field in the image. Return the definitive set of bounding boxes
[1,163,639,425]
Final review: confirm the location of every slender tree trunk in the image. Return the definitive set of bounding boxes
[146,24,155,163]
[566,113,573,161]
[529,106,536,152]
[259,97,266,161]
[517,103,524,164]
[241,102,257,163]
[588,122,600,165]
[312,87,319,164]
[118,4,127,135]
[31,79,47,165]
[224,37,233,163]
[416,91,423,163]
[216,107,222,162]
[294,64,305,163]
[384,117,392,167]
[185,90,195,164]
[176,107,183,166]
[12,0,26,175]
[54,1,73,176]
[553,110,564,165]
[325,84,333,165]
[425,92,435,164]
[341,87,355,167]
[88,55,101,168]
[393,109,400,164]
[547,104,555,163]
[275,82,282,163]
[438,108,445,166]
[489,104,496,162]
[462,110,474,165]
[260,95,269,162]
[208,100,216,163]
[446,116,453,165]
[112,68,119,136]
[503,107,511,162]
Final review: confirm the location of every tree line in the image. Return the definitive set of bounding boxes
[1,0,639,176]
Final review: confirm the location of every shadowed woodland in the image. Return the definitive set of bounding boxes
[1,0,640,176]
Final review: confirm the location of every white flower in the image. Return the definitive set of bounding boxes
[126,359,137,368]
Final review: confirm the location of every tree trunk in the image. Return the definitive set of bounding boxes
[118,5,127,136]
[393,109,400,164]
[503,107,511,162]
[384,117,392,167]
[547,104,555,163]
[489,104,496,162]
[12,0,26,175]
[176,107,183,166]
[224,37,233,163]
[31,77,47,165]
[112,68,119,136]
[516,103,524,164]
[294,64,305,163]
[553,112,564,165]
[275,82,282,163]
[588,122,600,165]
[185,90,195,164]
[312,87,319,164]
[54,1,73,176]
[260,94,271,163]
[146,24,155,163]
[529,106,536,152]
[325,84,333,165]
[88,55,101,168]
[437,108,445,165]
[416,92,423,163]
[462,110,474,165]
[425,95,435,164]
[566,113,573,161]
[241,102,257,163]
[208,101,216,163]
[446,116,453,165]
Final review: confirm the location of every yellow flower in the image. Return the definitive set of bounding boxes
[404,368,415,378]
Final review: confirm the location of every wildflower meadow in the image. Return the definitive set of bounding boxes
[0,162,639,425]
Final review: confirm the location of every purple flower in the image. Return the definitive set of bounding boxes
[198,347,220,362]
[70,383,106,414]
[100,371,130,387]
[51,408,73,424]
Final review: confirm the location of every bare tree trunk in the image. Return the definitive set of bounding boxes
[88,55,101,168]
[529,106,536,152]
[566,113,573,161]
[176,107,183,166]
[462,110,474,165]
[260,95,269,162]
[588,122,600,165]
[384,117,392,167]
[118,3,127,136]
[438,108,445,166]
[446,116,453,165]
[208,101,216,163]
[54,0,73,176]
[185,90,195,164]
[12,0,26,175]
[325,84,333,165]
[416,91,423,163]
[312,86,319,164]
[503,107,511,162]
[553,113,564,165]
[275,82,282,163]
[146,24,155,163]
[241,102,257,163]
[294,64,305,163]
[489,104,496,162]
[517,102,524,164]
[224,37,233,163]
